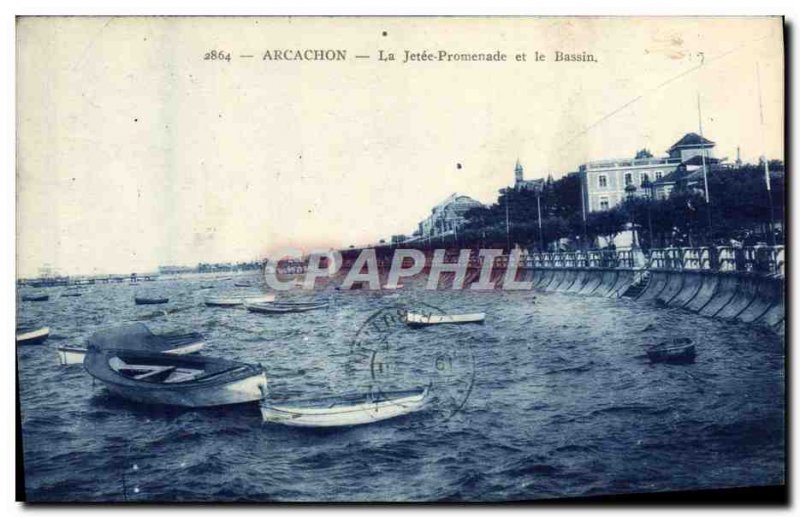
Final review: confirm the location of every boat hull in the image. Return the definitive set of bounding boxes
[103,370,267,407]
[135,298,169,305]
[261,389,427,427]
[21,295,49,302]
[205,294,276,307]
[404,312,485,327]
[57,345,87,365]
[246,303,327,314]
[16,327,50,345]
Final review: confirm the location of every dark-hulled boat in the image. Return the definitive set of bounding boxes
[646,338,696,364]
[57,323,205,366]
[135,296,169,305]
[16,326,50,345]
[21,294,49,302]
[84,348,267,407]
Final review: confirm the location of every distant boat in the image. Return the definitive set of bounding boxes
[135,296,169,305]
[16,326,50,345]
[21,294,49,302]
[84,348,267,407]
[61,291,83,297]
[199,285,215,289]
[261,387,428,427]
[646,338,696,364]
[246,302,328,314]
[204,294,275,307]
[403,312,485,327]
[57,323,205,366]
[234,281,253,287]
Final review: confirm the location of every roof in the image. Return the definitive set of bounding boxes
[653,165,709,186]
[668,132,715,152]
[680,155,721,166]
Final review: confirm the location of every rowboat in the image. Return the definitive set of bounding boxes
[199,285,215,289]
[21,294,49,302]
[246,302,328,314]
[57,323,205,366]
[61,291,83,297]
[135,296,169,305]
[204,294,276,307]
[16,326,50,345]
[234,281,253,287]
[84,349,267,407]
[403,312,485,327]
[261,387,428,427]
[56,345,88,365]
[646,338,696,364]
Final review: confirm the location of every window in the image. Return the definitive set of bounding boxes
[598,175,608,188]
[641,173,649,186]
[624,173,633,186]
[655,171,663,180]
[599,197,610,211]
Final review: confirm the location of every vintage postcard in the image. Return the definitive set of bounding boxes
[15,16,785,503]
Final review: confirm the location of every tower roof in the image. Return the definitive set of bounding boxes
[514,159,523,174]
[668,132,715,152]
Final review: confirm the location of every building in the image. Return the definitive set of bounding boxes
[500,160,545,195]
[417,193,484,239]
[580,132,717,212]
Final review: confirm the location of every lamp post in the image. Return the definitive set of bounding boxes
[625,183,639,248]
[534,184,544,252]
[642,178,654,251]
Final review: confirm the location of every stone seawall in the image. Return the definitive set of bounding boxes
[525,266,784,334]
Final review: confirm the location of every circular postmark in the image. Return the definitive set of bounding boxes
[348,302,476,425]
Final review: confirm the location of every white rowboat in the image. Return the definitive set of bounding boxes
[403,312,485,327]
[16,326,50,345]
[261,387,428,428]
[204,294,276,307]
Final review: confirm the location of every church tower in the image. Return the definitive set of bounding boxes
[514,159,524,185]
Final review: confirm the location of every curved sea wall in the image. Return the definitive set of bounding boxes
[521,246,785,335]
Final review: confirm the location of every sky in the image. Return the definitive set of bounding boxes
[16,16,784,277]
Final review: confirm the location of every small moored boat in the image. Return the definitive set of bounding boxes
[84,349,267,407]
[21,294,49,302]
[646,338,696,364]
[261,387,428,427]
[135,296,169,305]
[57,323,205,366]
[56,345,89,365]
[246,302,328,314]
[403,312,485,328]
[234,281,253,287]
[61,291,83,297]
[205,294,276,307]
[16,326,50,345]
